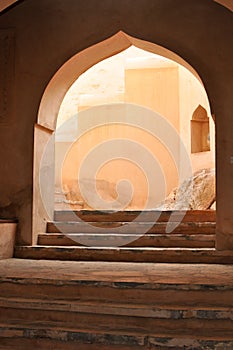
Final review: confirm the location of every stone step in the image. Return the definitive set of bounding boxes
[14,246,233,263]
[38,233,215,248]
[1,273,233,310]
[1,260,232,307]
[0,325,232,350]
[47,221,216,234]
[0,259,233,349]
[1,307,233,338]
[1,297,233,319]
[54,210,216,223]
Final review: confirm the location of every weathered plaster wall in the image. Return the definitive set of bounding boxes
[0,0,232,248]
[55,49,214,209]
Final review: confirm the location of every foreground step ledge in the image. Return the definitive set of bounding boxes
[14,246,233,264]
[2,259,233,285]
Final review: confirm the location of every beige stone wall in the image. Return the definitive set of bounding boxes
[56,48,215,210]
[57,47,158,127]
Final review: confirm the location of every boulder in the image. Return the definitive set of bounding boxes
[158,168,215,210]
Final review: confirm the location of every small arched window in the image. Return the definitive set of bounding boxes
[191,105,210,153]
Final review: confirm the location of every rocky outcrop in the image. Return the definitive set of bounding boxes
[158,168,215,210]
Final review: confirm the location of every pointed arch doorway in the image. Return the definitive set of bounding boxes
[33,32,218,258]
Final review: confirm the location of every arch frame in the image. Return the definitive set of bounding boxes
[34,31,218,248]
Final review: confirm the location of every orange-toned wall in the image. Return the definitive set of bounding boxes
[56,60,214,210]
[123,63,180,200]
[124,65,180,131]
[59,120,178,210]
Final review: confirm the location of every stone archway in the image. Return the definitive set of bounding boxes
[34,31,214,244]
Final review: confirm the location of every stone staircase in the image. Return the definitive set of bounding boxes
[0,259,233,349]
[2,210,233,348]
[14,210,233,263]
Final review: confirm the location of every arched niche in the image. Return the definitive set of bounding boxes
[191,105,210,153]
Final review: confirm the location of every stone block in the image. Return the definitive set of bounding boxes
[0,222,17,259]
